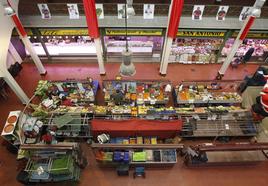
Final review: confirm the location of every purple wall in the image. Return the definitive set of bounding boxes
[11,36,26,60]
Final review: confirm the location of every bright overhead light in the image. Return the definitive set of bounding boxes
[2,3,15,16]
[126,0,135,16]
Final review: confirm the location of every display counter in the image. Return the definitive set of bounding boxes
[106,41,153,54]
[169,38,223,64]
[173,80,242,107]
[222,38,268,62]
[179,108,258,138]
[29,42,97,56]
[34,79,99,111]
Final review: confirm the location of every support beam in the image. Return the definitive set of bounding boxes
[217,16,255,79]
[0,0,30,104]
[2,70,29,104]
[32,28,51,61]
[8,1,46,75]
[94,38,106,74]
[160,37,173,75]
[20,36,47,74]
[217,0,266,79]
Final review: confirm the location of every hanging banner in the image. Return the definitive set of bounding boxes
[37,4,51,19]
[105,29,162,36]
[177,31,225,37]
[67,4,79,19]
[143,4,155,19]
[96,4,104,19]
[239,7,252,21]
[216,6,229,21]
[118,4,128,19]
[192,5,205,20]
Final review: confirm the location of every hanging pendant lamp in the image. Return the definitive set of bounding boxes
[119,0,136,77]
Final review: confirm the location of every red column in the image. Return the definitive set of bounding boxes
[83,0,99,38]
[167,0,184,39]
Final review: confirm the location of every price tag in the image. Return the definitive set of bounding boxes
[77,83,85,92]
[225,124,230,130]
[56,83,64,92]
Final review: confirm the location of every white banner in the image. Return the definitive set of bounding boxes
[38,4,51,19]
[118,4,128,19]
[143,4,155,19]
[67,4,79,19]
[216,6,229,21]
[239,6,252,21]
[192,5,205,20]
[96,4,104,19]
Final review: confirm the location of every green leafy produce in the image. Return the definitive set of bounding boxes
[35,80,51,98]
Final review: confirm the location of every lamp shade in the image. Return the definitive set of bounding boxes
[119,50,136,76]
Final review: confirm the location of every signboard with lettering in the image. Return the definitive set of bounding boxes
[39,29,89,36]
[105,29,163,36]
[177,31,225,37]
[232,32,268,39]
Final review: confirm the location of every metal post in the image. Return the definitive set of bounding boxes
[32,28,51,61]
[100,28,107,62]
[215,30,234,63]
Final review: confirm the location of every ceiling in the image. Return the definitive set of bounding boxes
[18,0,268,17]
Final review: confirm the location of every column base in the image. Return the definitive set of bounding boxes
[159,72,166,77]
[215,72,224,80]
[40,71,47,76]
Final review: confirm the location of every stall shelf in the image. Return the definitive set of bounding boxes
[91,143,183,166]
[178,109,258,138]
[41,112,92,139]
[17,143,85,184]
[103,79,170,106]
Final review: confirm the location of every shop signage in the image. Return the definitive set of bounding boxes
[12,29,33,36]
[39,29,89,36]
[105,29,162,36]
[177,31,225,37]
[232,32,268,39]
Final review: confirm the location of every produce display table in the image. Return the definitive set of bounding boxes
[173,80,242,107]
[91,119,183,139]
[103,79,170,105]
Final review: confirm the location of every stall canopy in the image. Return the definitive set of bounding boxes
[91,119,183,139]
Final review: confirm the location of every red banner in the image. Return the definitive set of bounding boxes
[167,0,184,39]
[11,15,27,37]
[91,119,182,139]
[240,16,256,40]
[83,0,99,38]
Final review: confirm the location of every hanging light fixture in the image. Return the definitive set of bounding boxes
[119,0,136,77]
[126,0,135,16]
[2,2,15,16]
